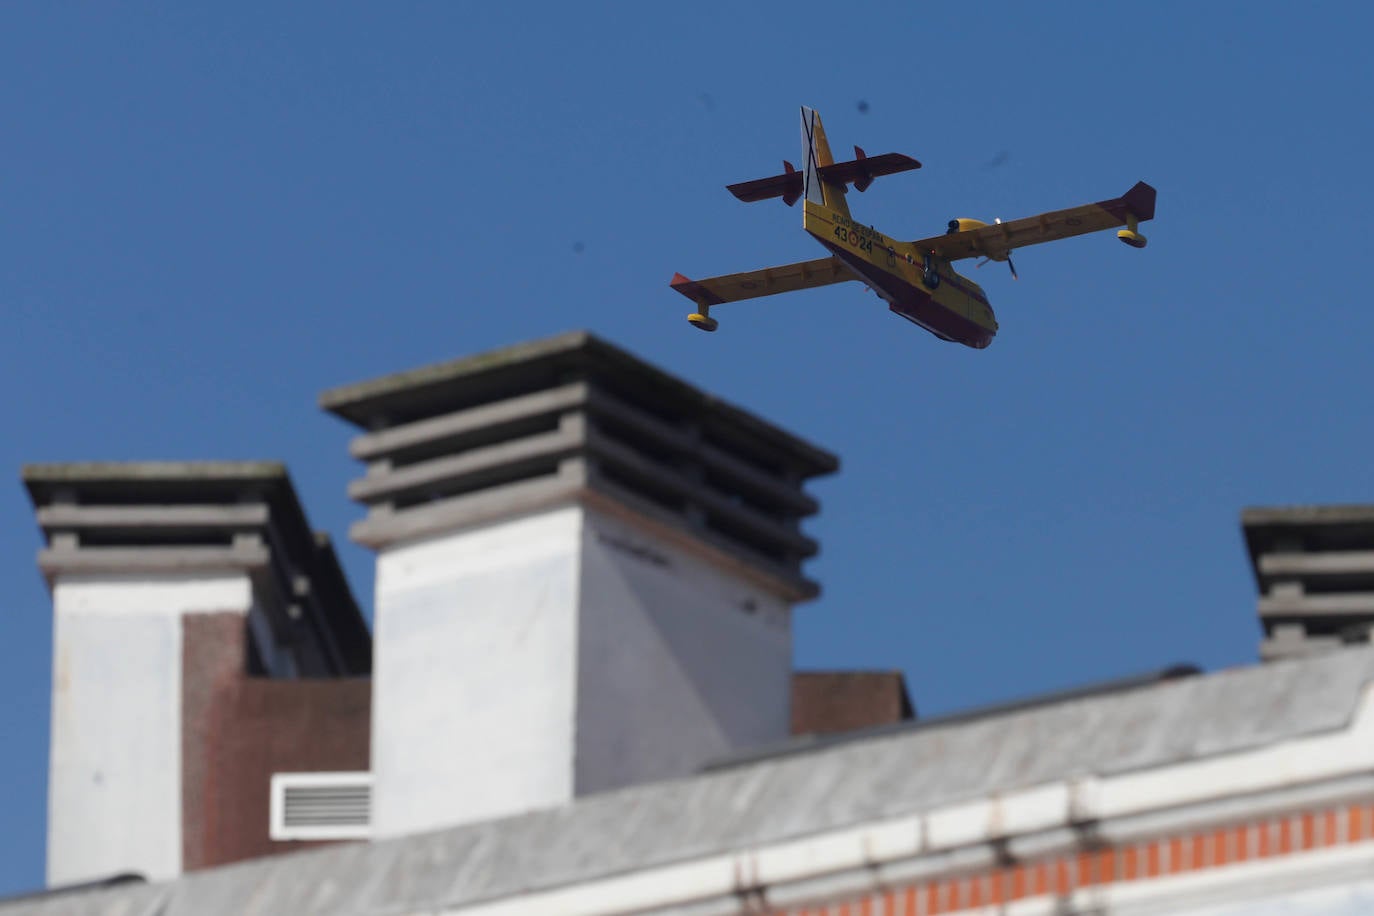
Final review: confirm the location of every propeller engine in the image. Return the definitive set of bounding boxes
[976,253,1018,280]
[947,218,988,233]
[953,218,1017,280]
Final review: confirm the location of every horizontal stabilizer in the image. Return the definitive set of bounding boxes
[727,152,920,205]
[820,151,921,194]
[728,160,803,206]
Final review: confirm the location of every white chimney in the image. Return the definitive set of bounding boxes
[24,462,370,884]
[321,332,835,837]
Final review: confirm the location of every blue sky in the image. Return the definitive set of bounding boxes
[3,2,1373,897]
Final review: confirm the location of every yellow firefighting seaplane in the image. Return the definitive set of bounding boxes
[671,107,1156,348]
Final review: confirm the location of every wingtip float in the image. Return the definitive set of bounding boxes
[672,106,1156,349]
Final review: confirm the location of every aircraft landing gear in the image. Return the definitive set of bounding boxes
[687,304,719,332]
[922,253,941,290]
[1117,214,1148,249]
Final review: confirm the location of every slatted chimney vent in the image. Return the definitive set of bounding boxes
[320,332,838,599]
[269,772,372,841]
[1243,505,1374,661]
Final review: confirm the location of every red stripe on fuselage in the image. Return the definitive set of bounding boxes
[887,293,995,349]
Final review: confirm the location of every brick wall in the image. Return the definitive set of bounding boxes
[777,799,1374,915]
[791,671,914,735]
[182,614,370,870]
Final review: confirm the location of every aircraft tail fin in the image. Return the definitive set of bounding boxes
[1121,181,1157,222]
[801,106,851,218]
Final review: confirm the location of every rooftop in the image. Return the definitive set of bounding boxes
[10,646,1373,915]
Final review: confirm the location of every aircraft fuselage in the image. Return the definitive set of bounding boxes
[804,201,998,348]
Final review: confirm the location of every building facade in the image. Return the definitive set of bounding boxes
[7,333,1374,915]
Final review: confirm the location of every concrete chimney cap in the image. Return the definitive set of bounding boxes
[318,331,839,478]
[21,460,372,674]
[22,459,287,485]
[23,461,298,521]
[1241,503,1374,569]
[1242,504,1374,527]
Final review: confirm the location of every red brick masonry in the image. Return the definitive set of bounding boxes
[791,671,914,736]
[178,621,910,871]
[182,613,370,870]
[779,800,1374,915]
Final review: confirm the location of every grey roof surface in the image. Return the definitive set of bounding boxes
[9,647,1374,915]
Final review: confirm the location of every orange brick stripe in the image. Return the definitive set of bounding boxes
[780,800,1374,916]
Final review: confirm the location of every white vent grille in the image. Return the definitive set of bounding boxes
[269,772,372,841]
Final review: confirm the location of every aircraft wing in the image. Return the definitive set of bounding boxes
[912,181,1157,262]
[671,256,856,306]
